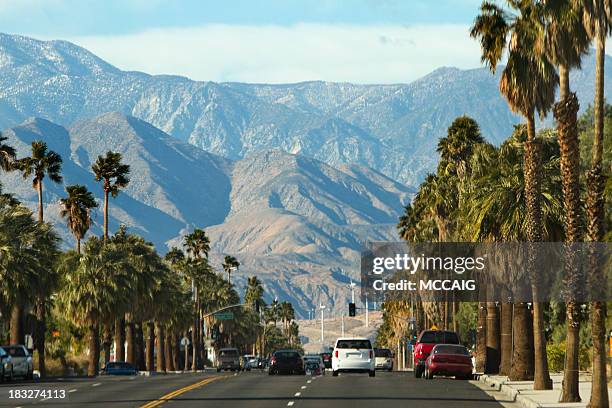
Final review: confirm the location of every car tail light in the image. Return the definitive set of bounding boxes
[270,357,276,365]
[334,350,338,358]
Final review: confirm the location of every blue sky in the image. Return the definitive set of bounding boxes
[0,0,486,83]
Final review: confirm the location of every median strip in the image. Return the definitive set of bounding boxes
[139,375,226,408]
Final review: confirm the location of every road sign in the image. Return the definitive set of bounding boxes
[181,337,190,346]
[214,311,234,320]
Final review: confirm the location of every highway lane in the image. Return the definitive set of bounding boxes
[0,370,519,408]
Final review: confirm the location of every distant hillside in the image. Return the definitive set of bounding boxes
[1,33,609,186]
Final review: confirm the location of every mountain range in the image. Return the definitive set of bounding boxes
[1,32,610,316]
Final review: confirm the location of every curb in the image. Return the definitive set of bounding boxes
[479,374,541,408]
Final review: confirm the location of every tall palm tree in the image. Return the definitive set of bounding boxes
[60,185,98,254]
[471,0,558,383]
[17,140,63,223]
[91,151,130,242]
[222,255,240,284]
[580,2,612,406]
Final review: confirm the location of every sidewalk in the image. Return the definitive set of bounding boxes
[479,372,612,408]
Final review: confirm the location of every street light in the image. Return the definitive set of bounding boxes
[320,302,326,344]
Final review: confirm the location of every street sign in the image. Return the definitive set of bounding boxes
[181,337,190,346]
[214,311,234,320]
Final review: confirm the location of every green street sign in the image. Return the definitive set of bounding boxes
[214,311,234,320]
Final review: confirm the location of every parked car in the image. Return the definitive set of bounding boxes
[268,350,305,375]
[413,330,460,378]
[320,352,332,369]
[0,347,13,382]
[424,344,473,380]
[374,348,393,371]
[3,345,33,380]
[331,337,375,377]
[303,354,325,375]
[217,348,241,372]
[101,361,138,376]
[242,355,258,371]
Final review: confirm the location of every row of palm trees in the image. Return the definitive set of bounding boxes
[0,136,300,376]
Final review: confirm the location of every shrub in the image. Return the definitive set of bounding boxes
[547,341,592,373]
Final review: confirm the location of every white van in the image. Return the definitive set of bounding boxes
[331,337,375,377]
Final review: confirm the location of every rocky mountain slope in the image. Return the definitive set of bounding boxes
[1,33,609,186]
[0,114,412,316]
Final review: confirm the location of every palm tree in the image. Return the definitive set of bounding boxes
[17,140,63,223]
[91,151,130,242]
[279,302,295,335]
[222,255,240,283]
[60,185,98,254]
[0,133,16,172]
[579,2,612,406]
[471,0,558,383]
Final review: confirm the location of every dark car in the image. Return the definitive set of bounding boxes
[413,330,460,378]
[101,362,138,376]
[268,350,305,375]
[424,344,473,380]
[320,352,332,369]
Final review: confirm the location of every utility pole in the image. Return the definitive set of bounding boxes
[320,302,326,345]
[365,293,369,328]
[341,314,345,337]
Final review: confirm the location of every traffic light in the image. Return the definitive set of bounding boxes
[349,302,356,317]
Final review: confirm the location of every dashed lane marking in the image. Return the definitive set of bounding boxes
[294,392,301,396]
[287,402,295,406]
[92,382,101,387]
[301,385,306,389]
[68,389,77,393]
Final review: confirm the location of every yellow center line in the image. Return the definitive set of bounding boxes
[139,375,228,408]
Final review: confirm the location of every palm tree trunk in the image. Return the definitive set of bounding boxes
[155,323,165,373]
[103,189,109,242]
[524,112,552,389]
[476,302,486,373]
[87,324,100,377]
[554,85,584,403]
[76,237,81,255]
[485,301,500,374]
[114,318,125,361]
[136,323,146,371]
[146,321,155,371]
[35,300,46,378]
[173,333,180,372]
[10,304,24,346]
[102,326,112,365]
[164,331,173,371]
[587,26,609,408]
[509,302,534,380]
[125,316,135,364]
[184,330,190,371]
[192,288,199,371]
[36,179,43,223]
[499,298,513,376]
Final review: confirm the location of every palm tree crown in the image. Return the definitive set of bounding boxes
[60,184,98,254]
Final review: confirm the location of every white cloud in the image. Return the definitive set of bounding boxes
[67,23,482,84]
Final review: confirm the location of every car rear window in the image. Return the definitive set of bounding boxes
[434,345,470,355]
[375,349,392,357]
[275,351,300,359]
[418,331,459,344]
[219,349,239,357]
[336,339,372,349]
[5,347,26,357]
[107,362,134,369]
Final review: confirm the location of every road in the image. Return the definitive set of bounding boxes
[0,370,518,408]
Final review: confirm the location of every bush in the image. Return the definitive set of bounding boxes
[547,342,592,373]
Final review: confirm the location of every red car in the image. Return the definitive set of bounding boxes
[413,330,460,378]
[424,344,473,380]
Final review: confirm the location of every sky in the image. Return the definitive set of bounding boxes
[0,0,488,83]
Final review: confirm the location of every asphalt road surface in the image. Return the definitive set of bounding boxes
[0,370,519,408]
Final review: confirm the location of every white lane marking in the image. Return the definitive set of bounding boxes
[68,389,77,393]
[287,402,295,407]
[294,392,301,396]
[301,385,306,389]
[40,398,50,402]
[307,380,312,383]
[92,382,102,387]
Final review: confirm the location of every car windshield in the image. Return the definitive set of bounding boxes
[418,331,459,344]
[107,362,134,370]
[434,345,470,355]
[5,347,26,357]
[336,339,372,349]
[219,350,238,357]
[375,349,391,357]
[275,351,300,359]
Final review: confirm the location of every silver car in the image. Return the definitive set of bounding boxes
[3,345,33,379]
